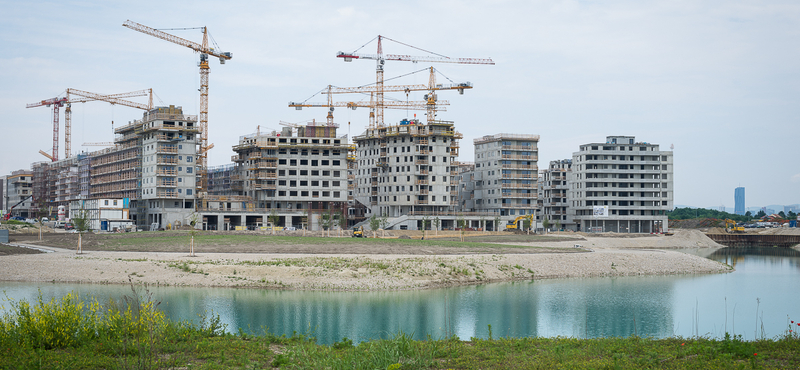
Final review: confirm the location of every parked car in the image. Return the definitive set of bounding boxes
[64,223,74,230]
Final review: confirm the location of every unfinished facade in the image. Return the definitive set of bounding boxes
[539,159,575,231]
[4,170,34,218]
[204,123,350,230]
[570,136,673,233]
[471,133,539,217]
[353,119,461,228]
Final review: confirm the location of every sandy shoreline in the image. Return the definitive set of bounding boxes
[0,230,732,290]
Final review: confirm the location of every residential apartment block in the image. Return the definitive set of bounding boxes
[570,136,673,233]
[353,119,461,222]
[540,159,574,231]
[471,133,539,217]
[3,170,34,218]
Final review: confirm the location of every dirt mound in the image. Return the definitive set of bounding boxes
[662,229,725,248]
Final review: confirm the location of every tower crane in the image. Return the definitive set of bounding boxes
[289,84,449,127]
[27,89,153,161]
[322,67,471,124]
[336,35,493,128]
[26,97,68,162]
[123,20,232,195]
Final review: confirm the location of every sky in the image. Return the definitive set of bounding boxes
[1,0,798,209]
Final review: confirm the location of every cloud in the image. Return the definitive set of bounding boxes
[792,174,800,183]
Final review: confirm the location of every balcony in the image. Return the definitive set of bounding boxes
[156,144,178,154]
[251,171,277,179]
[501,183,536,189]
[502,144,535,151]
[252,160,277,169]
[157,180,177,187]
[156,168,177,176]
[502,163,533,170]
[156,190,178,198]
[503,192,536,199]
[252,183,277,190]
[502,154,538,161]
[415,159,429,165]
[231,155,244,162]
[416,179,429,185]
[157,157,178,165]
[502,173,535,179]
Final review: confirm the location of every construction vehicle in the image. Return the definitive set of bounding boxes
[725,219,745,233]
[352,226,364,238]
[3,195,33,221]
[505,216,527,230]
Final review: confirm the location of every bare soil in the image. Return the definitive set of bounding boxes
[0,244,44,256]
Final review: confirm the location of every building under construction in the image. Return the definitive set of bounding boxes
[196,123,355,230]
[352,118,463,229]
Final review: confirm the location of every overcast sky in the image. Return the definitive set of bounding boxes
[1,0,798,209]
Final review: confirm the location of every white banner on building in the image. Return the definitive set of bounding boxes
[593,206,609,218]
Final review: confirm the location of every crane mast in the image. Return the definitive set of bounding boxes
[27,97,68,161]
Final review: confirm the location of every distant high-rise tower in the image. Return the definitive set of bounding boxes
[734,187,745,215]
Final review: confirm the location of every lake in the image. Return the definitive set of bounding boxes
[2,246,798,344]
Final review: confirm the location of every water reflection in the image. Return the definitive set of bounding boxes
[2,246,798,344]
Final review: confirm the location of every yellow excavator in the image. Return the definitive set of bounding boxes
[725,219,745,233]
[352,226,364,238]
[505,215,528,230]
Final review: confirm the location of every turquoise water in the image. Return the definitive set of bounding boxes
[2,246,799,344]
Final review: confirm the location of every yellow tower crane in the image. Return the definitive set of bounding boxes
[336,35,493,128]
[122,20,232,195]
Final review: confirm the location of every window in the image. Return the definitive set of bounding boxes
[291,180,297,187]
[187,156,193,162]
[187,167,193,174]
[299,180,307,186]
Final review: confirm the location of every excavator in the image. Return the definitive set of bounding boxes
[725,219,745,233]
[3,195,33,221]
[505,215,528,230]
